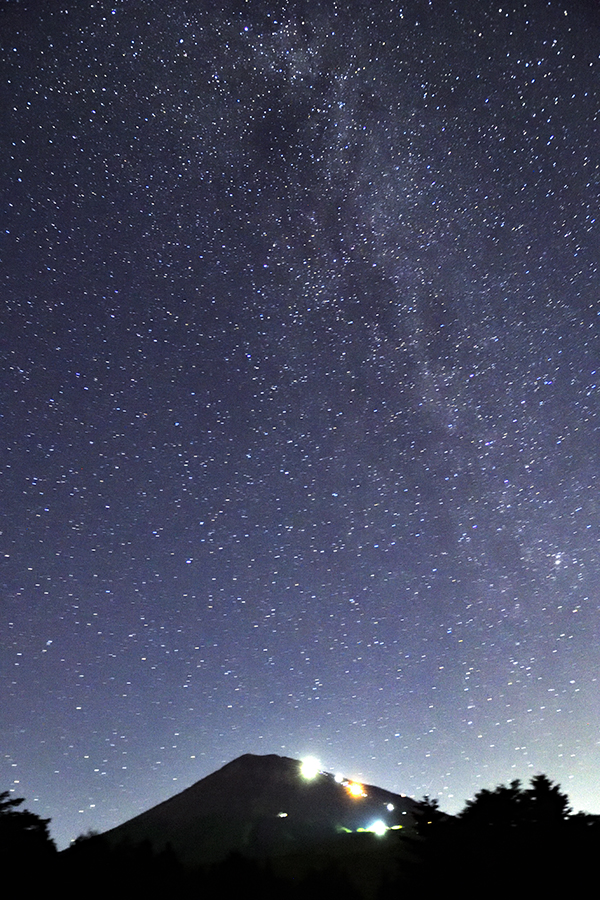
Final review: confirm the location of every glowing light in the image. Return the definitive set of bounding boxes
[386,803,394,811]
[277,812,288,818]
[346,781,367,798]
[367,820,388,836]
[334,773,344,783]
[300,757,321,779]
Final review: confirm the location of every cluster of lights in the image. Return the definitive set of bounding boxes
[333,768,368,798]
[301,758,367,799]
[296,757,401,839]
[357,821,403,836]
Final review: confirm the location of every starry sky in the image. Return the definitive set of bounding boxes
[1,0,599,850]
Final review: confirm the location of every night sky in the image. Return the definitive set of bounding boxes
[2,0,599,850]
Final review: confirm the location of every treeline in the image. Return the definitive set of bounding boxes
[407,775,600,895]
[2,776,599,898]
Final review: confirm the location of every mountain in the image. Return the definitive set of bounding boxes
[100,753,421,866]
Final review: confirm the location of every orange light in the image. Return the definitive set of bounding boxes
[346,781,367,798]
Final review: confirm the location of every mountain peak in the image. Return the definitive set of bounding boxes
[101,754,419,866]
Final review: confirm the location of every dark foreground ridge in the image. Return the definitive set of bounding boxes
[3,764,600,898]
[99,753,420,866]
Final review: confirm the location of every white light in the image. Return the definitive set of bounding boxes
[334,773,344,783]
[300,757,321,779]
[368,820,388,836]
[386,803,395,811]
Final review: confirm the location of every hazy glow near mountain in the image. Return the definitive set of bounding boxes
[345,782,367,798]
[300,757,321,780]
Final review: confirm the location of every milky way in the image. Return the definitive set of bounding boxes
[1,0,599,848]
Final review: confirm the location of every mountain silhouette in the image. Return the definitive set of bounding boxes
[101,753,420,866]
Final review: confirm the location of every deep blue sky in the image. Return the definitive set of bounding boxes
[1,0,599,849]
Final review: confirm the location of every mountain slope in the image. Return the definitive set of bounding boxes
[101,753,419,865]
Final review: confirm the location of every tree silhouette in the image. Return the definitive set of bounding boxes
[0,790,56,890]
[458,778,524,828]
[524,773,571,826]
[412,795,445,835]
[457,774,571,830]
[405,775,584,896]
[0,790,56,855]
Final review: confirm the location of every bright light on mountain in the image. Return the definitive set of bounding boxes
[367,820,388,836]
[346,781,367,798]
[300,757,321,779]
